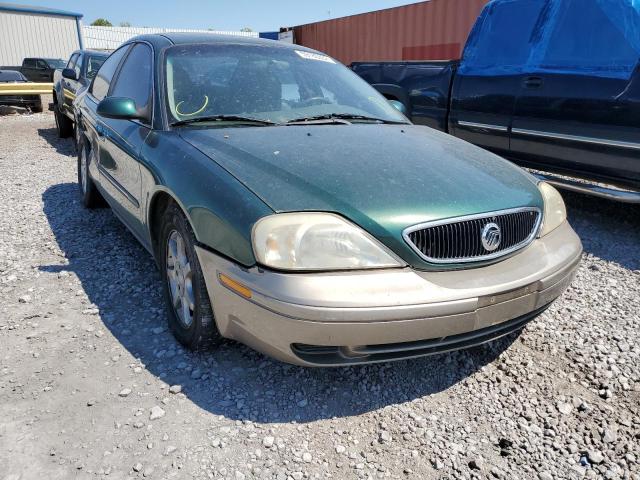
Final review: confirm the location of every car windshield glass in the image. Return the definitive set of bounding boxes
[164,43,408,125]
[46,59,66,69]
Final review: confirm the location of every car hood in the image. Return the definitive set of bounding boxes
[180,124,543,269]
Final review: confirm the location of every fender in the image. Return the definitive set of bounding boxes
[140,133,273,268]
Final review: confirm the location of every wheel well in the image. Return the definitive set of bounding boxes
[148,192,174,257]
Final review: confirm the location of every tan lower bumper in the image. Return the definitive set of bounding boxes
[196,221,582,366]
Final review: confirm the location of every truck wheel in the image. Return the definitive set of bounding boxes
[160,203,222,351]
[77,141,103,208]
[31,97,43,113]
[55,105,73,138]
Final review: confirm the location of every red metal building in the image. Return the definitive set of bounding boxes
[292,0,489,65]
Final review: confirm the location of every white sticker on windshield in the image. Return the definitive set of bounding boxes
[295,50,336,64]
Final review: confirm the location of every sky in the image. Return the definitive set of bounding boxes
[15,0,424,32]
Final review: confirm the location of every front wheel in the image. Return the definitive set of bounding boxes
[160,203,222,350]
[54,104,73,138]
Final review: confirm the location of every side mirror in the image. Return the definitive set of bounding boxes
[388,99,407,115]
[62,68,77,80]
[97,97,147,121]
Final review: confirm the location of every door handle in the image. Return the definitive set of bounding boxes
[523,76,543,88]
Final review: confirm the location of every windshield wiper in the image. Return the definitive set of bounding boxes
[171,115,278,127]
[286,113,409,125]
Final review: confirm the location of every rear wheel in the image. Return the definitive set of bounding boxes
[54,104,73,138]
[31,96,43,113]
[77,141,103,208]
[160,203,222,350]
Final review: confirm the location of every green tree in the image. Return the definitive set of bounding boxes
[240,27,253,32]
[118,21,132,27]
[91,18,112,27]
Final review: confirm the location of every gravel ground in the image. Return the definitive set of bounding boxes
[0,108,638,480]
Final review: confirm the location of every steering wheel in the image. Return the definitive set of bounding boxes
[298,96,332,107]
[175,95,209,117]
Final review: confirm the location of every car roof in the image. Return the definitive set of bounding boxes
[71,49,112,56]
[127,32,317,53]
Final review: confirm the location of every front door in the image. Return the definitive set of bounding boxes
[62,53,81,114]
[34,59,50,82]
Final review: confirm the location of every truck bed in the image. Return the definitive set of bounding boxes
[351,60,458,131]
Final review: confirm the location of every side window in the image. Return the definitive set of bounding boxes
[86,56,106,80]
[461,0,545,72]
[541,0,639,79]
[90,45,130,101]
[110,43,153,112]
[73,54,82,77]
[37,60,48,69]
[23,59,36,68]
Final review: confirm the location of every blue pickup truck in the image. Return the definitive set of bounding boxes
[353,0,640,201]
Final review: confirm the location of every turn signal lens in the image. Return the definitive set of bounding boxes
[218,273,252,299]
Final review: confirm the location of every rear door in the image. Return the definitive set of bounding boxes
[97,42,154,239]
[78,45,131,202]
[510,0,640,188]
[449,0,547,158]
[21,58,38,81]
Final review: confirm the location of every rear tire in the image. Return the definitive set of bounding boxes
[159,203,222,351]
[31,96,43,113]
[54,104,73,138]
[77,140,103,208]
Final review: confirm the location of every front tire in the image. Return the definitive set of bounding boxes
[54,104,73,138]
[77,141,103,208]
[160,203,222,350]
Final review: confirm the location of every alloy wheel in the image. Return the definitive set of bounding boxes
[166,230,195,328]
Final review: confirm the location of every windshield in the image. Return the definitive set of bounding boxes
[164,43,408,125]
[46,59,66,69]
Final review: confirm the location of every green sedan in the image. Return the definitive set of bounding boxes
[73,33,582,366]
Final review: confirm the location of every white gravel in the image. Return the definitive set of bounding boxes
[0,109,638,480]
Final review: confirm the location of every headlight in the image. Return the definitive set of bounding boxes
[252,212,404,271]
[538,182,567,237]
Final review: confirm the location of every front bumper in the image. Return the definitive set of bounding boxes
[196,221,582,366]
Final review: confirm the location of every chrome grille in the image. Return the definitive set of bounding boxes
[404,208,542,263]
